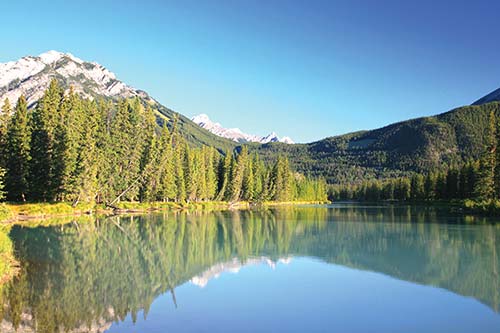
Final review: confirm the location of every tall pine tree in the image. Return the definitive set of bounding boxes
[475,110,497,200]
[5,95,31,201]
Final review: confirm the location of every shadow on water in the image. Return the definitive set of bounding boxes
[0,204,498,332]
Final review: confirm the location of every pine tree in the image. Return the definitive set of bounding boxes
[0,98,12,169]
[205,147,218,200]
[108,99,146,201]
[216,150,233,201]
[252,154,264,199]
[53,87,83,201]
[29,79,62,200]
[475,110,497,200]
[242,157,254,201]
[410,174,425,200]
[230,146,248,201]
[424,172,436,199]
[74,99,101,203]
[160,125,176,201]
[174,141,186,202]
[271,156,292,201]
[196,149,208,201]
[5,95,31,201]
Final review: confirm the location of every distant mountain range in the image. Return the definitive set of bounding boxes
[191,113,293,144]
[1,50,499,184]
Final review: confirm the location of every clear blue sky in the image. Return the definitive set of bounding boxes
[2,0,500,143]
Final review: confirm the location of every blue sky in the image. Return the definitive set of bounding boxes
[2,0,500,142]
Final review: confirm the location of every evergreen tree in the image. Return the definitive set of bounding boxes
[5,95,31,201]
[475,111,497,200]
[160,125,176,201]
[53,87,84,201]
[230,146,248,201]
[242,157,255,201]
[252,154,264,200]
[205,147,218,200]
[0,98,11,168]
[29,79,63,200]
[424,172,437,200]
[410,174,425,200]
[174,141,186,202]
[216,150,233,201]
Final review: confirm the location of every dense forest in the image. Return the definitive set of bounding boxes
[0,80,327,205]
[330,110,500,205]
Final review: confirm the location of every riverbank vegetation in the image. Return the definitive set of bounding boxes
[0,80,327,210]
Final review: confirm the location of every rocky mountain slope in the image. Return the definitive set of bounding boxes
[0,50,150,107]
[191,113,293,144]
[0,51,236,151]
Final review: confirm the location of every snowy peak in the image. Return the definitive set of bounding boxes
[191,114,294,144]
[0,50,148,107]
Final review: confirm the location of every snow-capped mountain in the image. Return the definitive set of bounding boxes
[0,50,151,107]
[191,114,294,144]
[0,51,294,146]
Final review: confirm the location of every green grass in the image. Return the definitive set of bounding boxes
[7,202,94,217]
[463,199,500,216]
[0,204,14,222]
[0,200,333,224]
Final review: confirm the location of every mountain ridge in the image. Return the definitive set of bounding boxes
[472,87,500,105]
[191,113,294,144]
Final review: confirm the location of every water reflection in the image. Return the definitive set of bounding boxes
[0,205,498,332]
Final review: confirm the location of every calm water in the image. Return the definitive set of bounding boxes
[0,204,499,333]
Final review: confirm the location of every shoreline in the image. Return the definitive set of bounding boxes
[0,201,330,225]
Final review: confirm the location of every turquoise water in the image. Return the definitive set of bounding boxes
[1,204,499,332]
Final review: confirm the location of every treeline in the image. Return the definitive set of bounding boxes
[0,80,327,204]
[329,161,478,201]
[330,110,500,203]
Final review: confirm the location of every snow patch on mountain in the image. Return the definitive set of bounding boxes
[191,114,294,144]
[0,50,147,107]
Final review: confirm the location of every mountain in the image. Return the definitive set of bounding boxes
[473,87,500,105]
[191,113,294,144]
[252,99,500,183]
[0,50,236,151]
[0,50,150,107]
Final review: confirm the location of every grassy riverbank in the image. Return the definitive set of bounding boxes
[0,200,330,224]
[463,199,500,216]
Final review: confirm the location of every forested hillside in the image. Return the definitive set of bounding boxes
[252,102,500,184]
